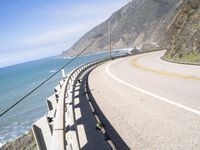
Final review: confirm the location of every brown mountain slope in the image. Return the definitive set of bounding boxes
[62,0,181,56]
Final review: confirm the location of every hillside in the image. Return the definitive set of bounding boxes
[162,0,200,64]
[62,0,181,56]
[0,131,36,150]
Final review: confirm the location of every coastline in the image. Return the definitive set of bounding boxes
[0,130,36,150]
[0,52,112,150]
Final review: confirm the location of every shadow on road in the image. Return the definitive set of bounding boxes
[86,70,130,150]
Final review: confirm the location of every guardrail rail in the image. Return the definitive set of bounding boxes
[32,56,116,150]
[32,49,162,150]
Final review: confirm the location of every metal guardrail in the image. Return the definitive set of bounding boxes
[32,50,165,150]
[51,57,111,150]
[32,56,112,150]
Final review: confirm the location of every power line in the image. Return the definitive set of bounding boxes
[0,38,97,118]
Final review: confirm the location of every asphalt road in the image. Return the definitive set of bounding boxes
[88,50,200,150]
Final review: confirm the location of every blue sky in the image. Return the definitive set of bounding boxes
[0,0,130,68]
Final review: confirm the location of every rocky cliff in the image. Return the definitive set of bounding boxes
[0,131,36,150]
[162,0,200,64]
[62,0,181,56]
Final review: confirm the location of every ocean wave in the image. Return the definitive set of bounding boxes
[59,56,72,59]
[49,69,57,73]
[0,119,33,148]
[95,51,107,54]
[0,141,5,148]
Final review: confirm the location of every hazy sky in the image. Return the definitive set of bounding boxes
[0,0,130,68]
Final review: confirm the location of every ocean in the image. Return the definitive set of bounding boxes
[0,51,112,147]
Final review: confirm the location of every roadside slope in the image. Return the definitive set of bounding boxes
[0,131,36,150]
[162,0,200,64]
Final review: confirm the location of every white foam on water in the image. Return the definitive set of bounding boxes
[49,69,57,73]
[0,142,5,148]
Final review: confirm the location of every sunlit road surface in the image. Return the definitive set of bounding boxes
[88,51,200,149]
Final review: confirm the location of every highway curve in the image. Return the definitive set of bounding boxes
[88,50,200,149]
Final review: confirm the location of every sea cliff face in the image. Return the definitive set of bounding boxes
[62,0,181,56]
[0,131,36,150]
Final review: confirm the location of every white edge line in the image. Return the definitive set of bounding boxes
[106,62,200,116]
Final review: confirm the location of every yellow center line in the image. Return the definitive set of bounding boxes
[132,55,200,81]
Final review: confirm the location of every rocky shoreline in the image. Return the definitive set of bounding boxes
[0,130,36,150]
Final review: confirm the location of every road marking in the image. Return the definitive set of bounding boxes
[132,55,200,81]
[106,62,200,116]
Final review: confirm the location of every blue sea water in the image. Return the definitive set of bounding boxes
[0,52,111,147]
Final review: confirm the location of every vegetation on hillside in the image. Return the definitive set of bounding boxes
[162,0,200,64]
[0,131,36,150]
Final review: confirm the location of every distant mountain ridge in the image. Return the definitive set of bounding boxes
[62,0,182,56]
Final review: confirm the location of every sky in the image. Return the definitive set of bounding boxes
[0,0,130,68]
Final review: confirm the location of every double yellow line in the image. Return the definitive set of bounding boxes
[132,55,200,81]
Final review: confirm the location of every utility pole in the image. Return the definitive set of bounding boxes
[108,22,112,58]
